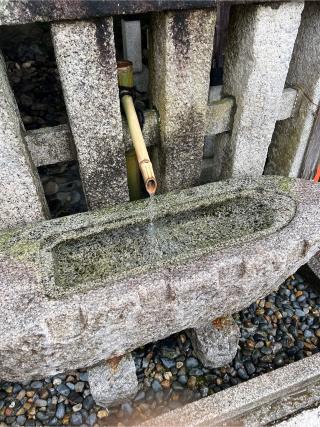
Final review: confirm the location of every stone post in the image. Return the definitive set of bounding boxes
[0,52,49,229]
[149,9,216,192]
[217,2,303,180]
[265,2,320,178]
[52,18,129,210]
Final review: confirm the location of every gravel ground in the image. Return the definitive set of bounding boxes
[1,273,319,426]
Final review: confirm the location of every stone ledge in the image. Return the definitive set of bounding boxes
[140,352,320,426]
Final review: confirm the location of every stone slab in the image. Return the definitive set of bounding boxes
[265,2,320,178]
[51,18,129,210]
[219,2,303,179]
[88,354,138,408]
[0,176,319,381]
[0,51,49,230]
[141,352,320,427]
[0,1,216,26]
[187,317,240,368]
[149,9,216,192]
[276,406,320,427]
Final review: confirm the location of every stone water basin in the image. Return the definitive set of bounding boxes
[0,176,319,381]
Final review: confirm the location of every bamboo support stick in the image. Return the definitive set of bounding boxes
[117,61,157,196]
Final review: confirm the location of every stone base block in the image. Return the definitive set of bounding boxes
[187,317,240,368]
[88,354,138,408]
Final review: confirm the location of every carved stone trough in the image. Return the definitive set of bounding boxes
[0,176,319,382]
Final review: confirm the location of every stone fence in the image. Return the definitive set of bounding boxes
[1,0,319,229]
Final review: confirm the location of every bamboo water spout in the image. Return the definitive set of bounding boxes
[117,61,157,196]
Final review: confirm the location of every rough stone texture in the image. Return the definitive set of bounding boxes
[88,354,138,408]
[0,176,319,381]
[0,1,216,26]
[24,85,298,169]
[187,317,240,368]
[218,2,303,180]
[276,407,320,427]
[309,252,320,280]
[0,51,49,230]
[149,9,216,192]
[141,352,320,427]
[121,19,142,73]
[25,111,160,167]
[265,3,320,178]
[51,18,129,210]
[25,124,77,167]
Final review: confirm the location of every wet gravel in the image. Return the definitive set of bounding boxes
[1,273,320,426]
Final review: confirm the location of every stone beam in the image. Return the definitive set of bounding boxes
[0,1,216,26]
[0,51,49,230]
[218,2,303,179]
[149,9,216,192]
[51,18,129,210]
[25,88,298,168]
[265,3,320,178]
[0,176,319,381]
[142,352,320,427]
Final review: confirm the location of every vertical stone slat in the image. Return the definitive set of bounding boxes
[0,51,49,230]
[265,3,320,178]
[218,2,303,180]
[51,18,129,210]
[149,9,216,192]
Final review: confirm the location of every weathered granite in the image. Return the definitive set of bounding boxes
[266,2,320,178]
[276,407,320,427]
[218,2,303,180]
[0,176,319,381]
[51,18,129,210]
[0,51,49,230]
[309,252,320,280]
[187,317,240,368]
[149,9,216,192]
[88,354,138,408]
[24,87,298,169]
[0,1,216,26]
[25,124,77,167]
[141,352,320,427]
[26,111,160,167]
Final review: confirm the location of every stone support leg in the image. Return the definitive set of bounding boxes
[187,317,240,368]
[88,354,138,408]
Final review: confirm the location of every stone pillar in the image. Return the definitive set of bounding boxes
[149,9,216,192]
[218,2,303,180]
[51,18,129,210]
[265,3,320,178]
[121,19,142,73]
[88,354,138,408]
[187,317,240,368]
[0,52,49,230]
